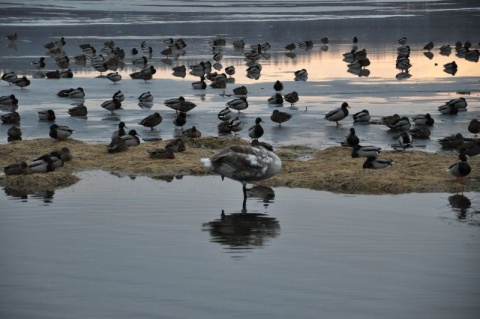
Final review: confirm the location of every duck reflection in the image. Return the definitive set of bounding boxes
[203,210,280,253]
[4,187,54,203]
[247,185,275,207]
[448,193,472,221]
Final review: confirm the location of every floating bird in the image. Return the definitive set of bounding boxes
[112,90,125,102]
[4,161,29,175]
[1,111,20,124]
[270,110,292,127]
[200,140,282,209]
[342,128,360,147]
[227,97,248,113]
[268,93,283,105]
[12,76,30,89]
[363,156,394,169]
[139,112,162,130]
[248,117,264,140]
[398,131,413,150]
[352,109,371,123]
[106,71,122,84]
[351,145,382,158]
[138,91,153,102]
[284,91,299,107]
[121,129,141,147]
[273,80,284,93]
[111,121,128,140]
[182,126,202,138]
[412,113,434,126]
[148,145,175,159]
[68,103,88,116]
[38,109,56,121]
[448,153,471,183]
[165,138,186,152]
[7,126,22,141]
[173,111,187,129]
[101,99,122,114]
[325,102,350,126]
[0,94,18,105]
[49,124,74,140]
[228,117,244,135]
[468,119,480,138]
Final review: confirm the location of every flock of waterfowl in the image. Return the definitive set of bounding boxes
[1,31,479,199]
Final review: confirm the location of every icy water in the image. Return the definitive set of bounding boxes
[1,171,480,319]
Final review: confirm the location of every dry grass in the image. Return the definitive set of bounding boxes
[1,137,479,194]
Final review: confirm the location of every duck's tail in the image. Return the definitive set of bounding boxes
[200,158,211,168]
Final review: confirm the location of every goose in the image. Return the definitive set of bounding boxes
[200,139,282,209]
[412,113,434,126]
[228,117,244,135]
[270,110,292,127]
[32,57,46,70]
[191,76,207,89]
[68,103,88,116]
[363,156,394,169]
[284,91,299,107]
[182,126,201,138]
[101,99,122,114]
[227,97,248,113]
[325,102,350,126]
[218,107,235,121]
[12,76,30,89]
[28,156,55,173]
[352,145,381,158]
[49,124,74,140]
[398,131,413,150]
[138,91,153,102]
[38,109,56,121]
[173,112,187,129]
[165,138,186,152]
[111,121,128,140]
[4,161,29,175]
[342,128,360,147]
[0,94,18,105]
[148,145,175,159]
[468,119,480,138]
[352,109,371,123]
[1,111,20,124]
[268,93,284,105]
[448,153,471,183]
[387,116,411,131]
[139,112,162,130]
[1,71,17,85]
[233,86,248,95]
[121,129,141,147]
[273,80,284,93]
[7,126,22,142]
[67,87,85,98]
[106,72,122,84]
[248,117,264,140]
[112,90,125,102]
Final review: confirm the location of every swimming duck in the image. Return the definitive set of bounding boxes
[28,156,55,173]
[182,126,201,138]
[228,117,244,135]
[173,112,187,129]
[200,139,282,209]
[148,145,175,159]
[352,109,371,123]
[165,138,186,152]
[67,87,85,98]
[1,111,20,124]
[387,116,411,131]
[49,124,74,140]
[106,72,122,84]
[284,91,299,107]
[191,76,207,89]
[121,129,141,147]
[0,94,18,105]
[412,113,434,126]
[1,71,17,85]
[468,119,480,138]
[270,110,292,127]
[342,128,360,147]
[7,126,22,142]
[4,161,29,175]
[363,156,394,169]
[227,97,248,113]
[248,117,264,140]
[112,90,125,102]
[448,153,471,183]
[139,112,162,130]
[351,145,382,158]
[325,102,350,126]
[233,86,248,95]
[32,57,46,70]
[273,80,284,93]
[107,137,128,153]
[68,103,88,116]
[101,99,122,114]
[12,76,30,89]
[268,93,284,105]
[138,91,154,102]
[38,109,56,121]
[398,131,413,150]
[218,107,236,121]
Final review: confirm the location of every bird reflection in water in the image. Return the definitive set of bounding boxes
[247,185,275,208]
[4,187,55,203]
[447,193,479,225]
[203,210,280,255]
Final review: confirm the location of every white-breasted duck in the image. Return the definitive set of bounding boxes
[448,153,471,183]
[325,102,350,126]
[248,117,264,140]
[49,124,74,140]
[227,97,248,113]
[67,87,85,98]
[352,145,381,158]
[1,71,17,85]
[106,72,122,84]
[352,109,371,123]
[101,99,122,114]
[387,116,411,131]
[112,90,125,102]
[398,131,413,150]
[218,107,235,121]
[412,113,434,126]
[268,93,284,105]
[32,57,46,70]
[228,117,244,135]
[363,156,394,169]
[138,91,153,102]
[28,156,56,173]
[0,94,18,105]
[12,76,30,89]
[121,129,141,147]
[38,109,56,121]
[191,76,207,89]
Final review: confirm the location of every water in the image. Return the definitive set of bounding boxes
[1,172,480,319]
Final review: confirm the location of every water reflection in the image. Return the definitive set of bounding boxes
[446,193,480,226]
[203,210,280,256]
[247,185,275,207]
[4,187,55,203]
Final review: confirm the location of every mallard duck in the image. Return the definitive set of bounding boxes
[165,138,186,152]
[12,76,30,89]
[218,120,233,134]
[38,109,56,121]
[227,97,248,113]
[387,116,411,131]
[33,151,64,169]
[139,112,162,130]
[173,112,187,129]
[443,61,458,70]
[129,65,156,82]
[248,117,264,140]
[456,141,480,157]
[112,90,125,102]
[468,119,480,138]
[7,126,22,141]
[273,80,284,93]
[172,65,187,73]
[325,102,350,126]
[68,103,88,116]
[285,43,296,52]
[1,111,20,124]
[398,131,413,150]
[67,87,85,98]
[101,99,122,114]
[200,139,282,208]
[191,76,207,89]
[448,153,471,183]
[342,127,360,147]
[0,94,18,105]
[106,72,122,84]
[44,70,61,79]
[352,145,381,158]
[412,113,434,126]
[284,91,299,107]
[438,103,459,115]
[1,71,17,85]
[4,161,29,175]
[218,107,235,121]
[49,124,74,140]
[270,110,292,127]
[121,129,140,147]
[447,98,467,112]
[268,93,284,105]
[225,66,235,77]
[398,37,407,45]
[57,88,75,97]
[363,156,394,169]
[233,85,248,95]
[28,156,55,173]
[164,96,197,113]
[409,126,431,139]
[56,147,73,162]
[424,41,434,51]
[148,145,175,159]
[352,109,371,123]
[111,122,127,140]
[32,57,46,70]
[233,39,245,49]
[228,117,244,135]
[107,137,128,153]
[438,133,465,149]
[138,91,153,102]
[294,68,308,80]
[6,32,17,42]
[182,126,201,138]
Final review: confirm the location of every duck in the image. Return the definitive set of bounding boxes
[351,145,382,158]
[68,103,88,116]
[28,156,55,173]
[1,71,17,85]
[106,72,122,84]
[138,91,153,102]
[248,117,264,140]
[342,128,360,147]
[200,139,282,209]
[0,94,18,105]
[49,124,74,140]
[67,87,85,98]
[270,110,292,127]
[228,117,244,135]
[172,65,187,73]
[284,91,299,107]
[173,112,187,129]
[121,129,141,147]
[398,131,413,150]
[398,37,407,45]
[7,126,22,142]
[233,39,246,49]
[218,120,233,134]
[352,109,371,123]
[6,32,17,42]
[101,99,122,114]
[32,57,46,70]
[443,61,458,70]
[227,97,248,113]
[325,102,350,126]
[148,145,175,159]
[268,93,284,105]
[409,126,431,139]
[165,138,186,152]
[60,69,74,78]
[164,96,197,113]
[448,153,471,183]
[45,70,61,79]
[468,119,480,138]
[363,156,394,169]
[412,113,434,126]
[1,111,20,124]
[294,68,308,80]
[55,147,73,162]
[107,137,128,153]
[4,161,29,175]
[233,86,248,95]
[12,76,30,89]
[38,109,56,121]
[112,90,125,102]
[129,65,156,82]
[191,76,207,89]
[111,121,128,140]
[57,88,75,97]
[438,103,459,115]
[33,151,64,170]
[139,112,162,130]
[225,66,235,77]
[182,126,201,138]
[387,116,411,131]
[218,107,236,121]
[438,133,466,149]
[447,98,467,112]
[273,80,284,93]
[424,41,434,51]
